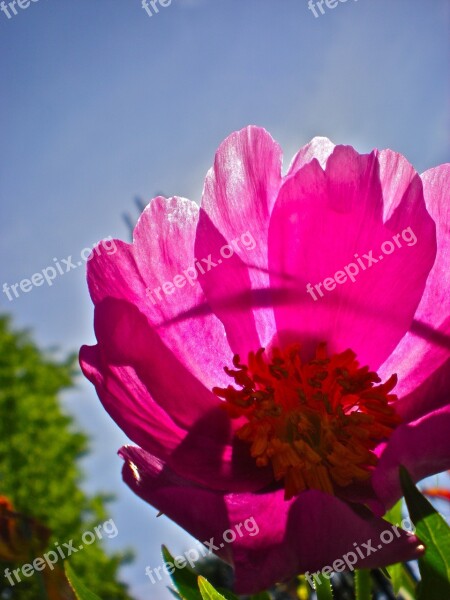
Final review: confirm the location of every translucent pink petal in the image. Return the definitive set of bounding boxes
[86,197,232,392]
[80,299,271,492]
[86,298,218,430]
[268,146,436,368]
[195,126,282,355]
[391,357,450,424]
[286,135,335,176]
[121,445,424,595]
[372,405,450,510]
[80,343,185,458]
[379,164,450,421]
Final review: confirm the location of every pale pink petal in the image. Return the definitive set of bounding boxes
[86,197,232,391]
[286,136,335,176]
[195,126,282,356]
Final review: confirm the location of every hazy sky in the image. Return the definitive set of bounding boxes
[0,0,448,598]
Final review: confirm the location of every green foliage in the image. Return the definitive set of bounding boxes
[162,545,202,600]
[162,546,239,600]
[313,573,333,600]
[384,500,416,599]
[354,569,371,600]
[198,576,228,600]
[65,562,102,600]
[400,466,450,600]
[0,315,132,599]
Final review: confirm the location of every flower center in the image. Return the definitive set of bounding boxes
[213,344,401,500]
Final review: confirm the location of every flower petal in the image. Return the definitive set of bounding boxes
[372,405,450,510]
[120,445,233,559]
[379,164,450,421]
[84,298,218,430]
[81,299,271,492]
[195,126,283,355]
[122,446,424,595]
[268,146,436,368]
[286,136,335,176]
[80,343,185,458]
[86,197,232,392]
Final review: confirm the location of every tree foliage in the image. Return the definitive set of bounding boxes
[0,315,133,599]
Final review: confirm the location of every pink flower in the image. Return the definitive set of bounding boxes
[80,127,450,594]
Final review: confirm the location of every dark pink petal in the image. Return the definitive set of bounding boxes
[388,354,450,424]
[85,298,218,430]
[86,197,232,393]
[268,146,436,368]
[121,445,233,562]
[121,446,424,595]
[80,343,185,459]
[372,405,450,511]
[379,164,450,421]
[232,491,422,594]
[80,299,271,492]
[195,126,283,356]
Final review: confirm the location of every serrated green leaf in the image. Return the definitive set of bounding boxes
[162,545,202,600]
[65,562,102,600]
[161,546,239,600]
[355,569,371,600]
[384,499,417,599]
[198,576,228,600]
[314,573,333,600]
[385,561,416,600]
[400,466,450,600]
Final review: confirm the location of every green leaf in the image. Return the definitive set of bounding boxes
[386,564,416,600]
[384,499,417,599]
[400,465,450,600]
[384,498,403,528]
[313,573,333,600]
[162,545,202,600]
[354,569,371,600]
[161,546,239,600]
[198,576,228,599]
[65,562,102,600]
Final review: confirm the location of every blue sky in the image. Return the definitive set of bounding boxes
[0,0,448,598]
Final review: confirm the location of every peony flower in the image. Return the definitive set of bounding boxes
[80,127,450,594]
